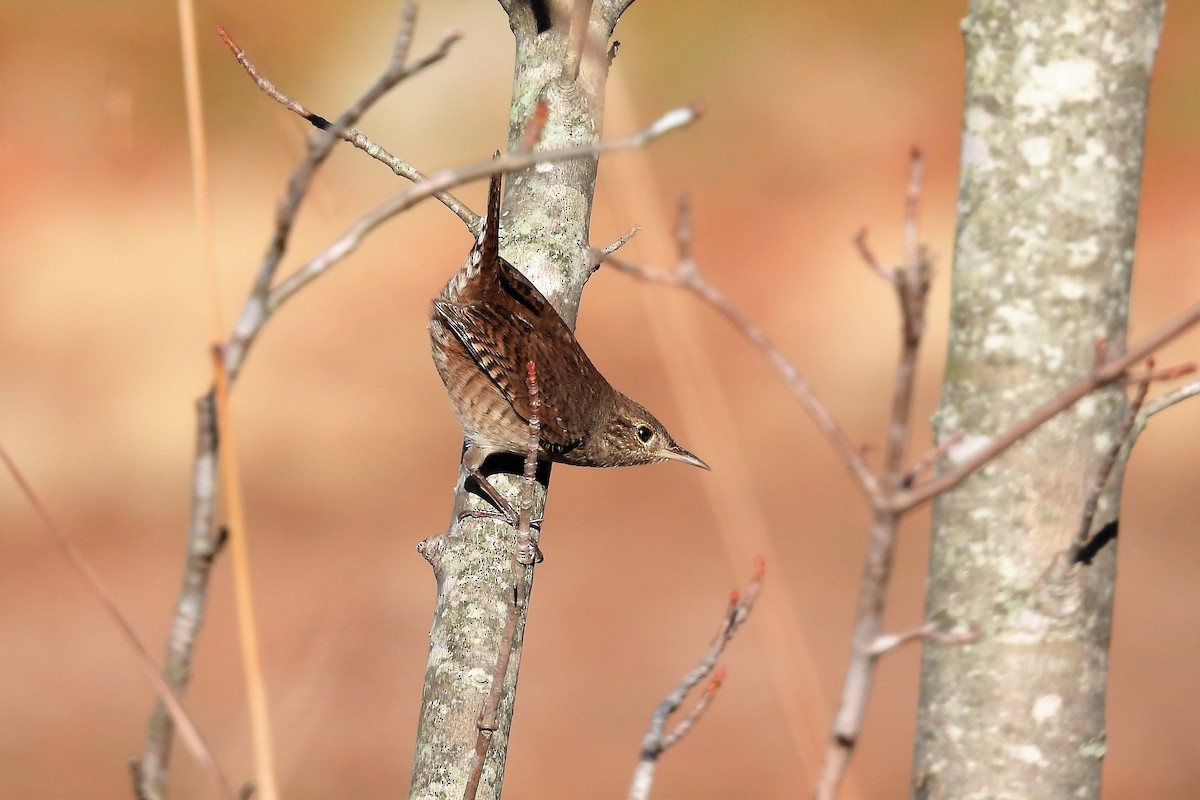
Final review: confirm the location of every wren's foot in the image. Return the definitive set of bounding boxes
[463,467,518,522]
[459,469,544,563]
[461,468,543,525]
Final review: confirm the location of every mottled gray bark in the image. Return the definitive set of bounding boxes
[408,3,630,798]
[912,2,1164,799]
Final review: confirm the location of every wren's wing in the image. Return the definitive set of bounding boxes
[431,299,578,448]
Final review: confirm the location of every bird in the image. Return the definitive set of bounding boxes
[429,172,708,520]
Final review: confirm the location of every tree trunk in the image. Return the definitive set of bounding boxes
[409,3,632,798]
[912,1,1164,798]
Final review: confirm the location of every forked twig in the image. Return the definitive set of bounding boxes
[627,559,764,800]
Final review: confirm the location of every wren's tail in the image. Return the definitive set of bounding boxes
[475,172,503,280]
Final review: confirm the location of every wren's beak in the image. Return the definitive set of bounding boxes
[660,443,710,470]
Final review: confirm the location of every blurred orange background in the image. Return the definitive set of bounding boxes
[2,2,1199,798]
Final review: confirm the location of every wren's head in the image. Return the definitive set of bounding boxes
[585,397,709,469]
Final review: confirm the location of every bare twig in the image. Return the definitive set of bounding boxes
[1067,363,1153,562]
[137,393,222,798]
[465,361,542,800]
[603,197,884,506]
[903,431,965,488]
[1127,376,1200,451]
[867,622,979,658]
[600,225,641,257]
[628,558,764,800]
[853,228,893,283]
[903,146,923,271]
[0,445,236,800]
[817,150,931,800]
[1119,360,1195,385]
[217,20,476,230]
[1138,376,1200,421]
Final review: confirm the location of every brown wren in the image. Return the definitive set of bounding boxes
[429,173,708,519]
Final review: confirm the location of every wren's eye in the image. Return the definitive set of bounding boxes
[636,424,654,444]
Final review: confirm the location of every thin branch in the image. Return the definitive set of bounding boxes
[465,361,543,800]
[817,153,931,797]
[1138,376,1200,421]
[1119,360,1195,385]
[659,668,726,751]
[600,225,641,257]
[266,103,701,315]
[217,21,476,231]
[0,445,236,800]
[628,559,764,800]
[603,197,884,506]
[1067,364,1153,562]
[817,151,935,800]
[853,228,893,283]
[879,151,929,483]
[903,146,923,273]
[903,431,965,488]
[1126,376,1200,454]
[135,0,230,796]
[138,393,222,798]
[890,302,1200,512]
[867,622,979,658]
